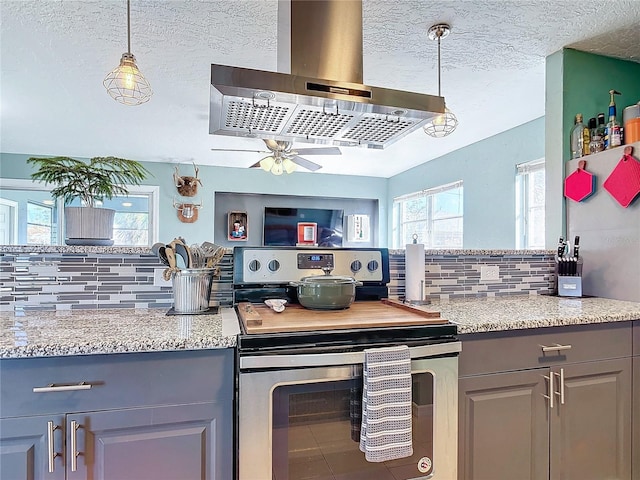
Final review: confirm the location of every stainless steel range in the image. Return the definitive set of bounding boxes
[233,246,460,480]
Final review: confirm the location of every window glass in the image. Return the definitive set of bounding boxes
[516,160,545,249]
[26,202,53,245]
[393,181,463,249]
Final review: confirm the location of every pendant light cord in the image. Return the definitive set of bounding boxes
[437,32,442,96]
[126,0,131,54]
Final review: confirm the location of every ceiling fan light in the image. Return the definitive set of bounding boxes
[259,156,275,171]
[282,157,297,174]
[423,107,458,137]
[271,159,284,176]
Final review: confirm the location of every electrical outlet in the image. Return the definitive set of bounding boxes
[480,265,500,282]
[153,268,171,287]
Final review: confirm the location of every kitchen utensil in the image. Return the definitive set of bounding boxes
[289,273,362,310]
[603,146,640,208]
[174,243,191,269]
[201,242,225,268]
[151,242,164,256]
[157,246,170,266]
[564,160,596,202]
[164,247,177,269]
[190,244,205,268]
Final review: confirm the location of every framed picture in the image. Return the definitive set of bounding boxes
[228,211,248,241]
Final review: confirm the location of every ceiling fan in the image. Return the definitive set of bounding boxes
[210,139,341,175]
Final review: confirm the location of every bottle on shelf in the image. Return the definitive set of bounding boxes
[588,117,604,154]
[570,113,588,159]
[605,90,622,149]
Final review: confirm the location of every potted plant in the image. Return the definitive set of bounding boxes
[28,156,150,246]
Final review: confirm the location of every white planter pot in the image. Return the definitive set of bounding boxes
[64,207,115,246]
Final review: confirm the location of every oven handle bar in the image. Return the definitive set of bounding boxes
[240,341,462,369]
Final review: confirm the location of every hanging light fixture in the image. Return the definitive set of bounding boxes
[103,0,152,106]
[423,23,458,137]
[259,154,297,175]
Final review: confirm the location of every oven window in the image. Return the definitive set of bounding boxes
[272,372,434,480]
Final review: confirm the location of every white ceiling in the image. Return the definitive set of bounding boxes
[1,1,640,178]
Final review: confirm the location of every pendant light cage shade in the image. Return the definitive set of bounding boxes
[423,107,458,137]
[104,53,152,106]
[423,23,457,138]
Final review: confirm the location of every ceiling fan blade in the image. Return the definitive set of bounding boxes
[293,147,342,156]
[210,148,269,154]
[249,161,262,168]
[290,155,322,172]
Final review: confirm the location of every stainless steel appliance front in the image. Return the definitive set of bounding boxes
[238,342,460,480]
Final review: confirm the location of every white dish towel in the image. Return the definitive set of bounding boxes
[359,345,413,462]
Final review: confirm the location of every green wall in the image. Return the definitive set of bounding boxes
[562,48,640,163]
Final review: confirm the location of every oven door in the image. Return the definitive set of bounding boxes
[238,342,460,480]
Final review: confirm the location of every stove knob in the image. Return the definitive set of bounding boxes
[367,260,379,272]
[350,260,362,272]
[268,259,280,272]
[248,259,261,272]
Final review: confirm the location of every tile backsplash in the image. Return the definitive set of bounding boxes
[0,251,233,312]
[1,248,554,311]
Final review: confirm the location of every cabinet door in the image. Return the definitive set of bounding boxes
[0,415,65,480]
[67,402,231,480]
[633,357,639,480]
[459,369,549,480]
[550,358,632,480]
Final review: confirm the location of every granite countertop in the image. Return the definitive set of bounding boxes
[426,295,640,334]
[0,307,240,359]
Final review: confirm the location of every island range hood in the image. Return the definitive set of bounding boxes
[209,0,445,149]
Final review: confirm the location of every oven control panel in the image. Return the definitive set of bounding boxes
[235,247,388,284]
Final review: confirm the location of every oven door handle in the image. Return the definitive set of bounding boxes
[240,341,461,369]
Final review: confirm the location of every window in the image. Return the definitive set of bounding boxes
[0,179,158,246]
[26,201,54,244]
[67,186,159,247]
[393,181,463,249]
[516,159,545,249]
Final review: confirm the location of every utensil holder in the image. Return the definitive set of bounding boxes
[171,268,216,313]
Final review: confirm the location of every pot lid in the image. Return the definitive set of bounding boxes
[299,274,358,285]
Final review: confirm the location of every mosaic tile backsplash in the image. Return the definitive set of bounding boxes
[0,251,234,312]
[0,248,554,311]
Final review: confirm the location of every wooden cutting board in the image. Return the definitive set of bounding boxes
[237,299,447,334]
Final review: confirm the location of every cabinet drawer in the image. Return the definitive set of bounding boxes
[634,320,640,356]
[0,349,233,418]
[459,322,632,377]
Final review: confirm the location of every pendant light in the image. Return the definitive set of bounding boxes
[103,0,152,106]
[423,23,458,137]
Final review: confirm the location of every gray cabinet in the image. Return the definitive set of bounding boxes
[634,321,640,480]
[459,322,633,480]
[0,349,234,480]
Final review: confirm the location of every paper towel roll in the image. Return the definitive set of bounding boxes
[405,243,425,302]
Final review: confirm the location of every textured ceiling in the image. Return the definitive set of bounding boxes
[1,0,639,178]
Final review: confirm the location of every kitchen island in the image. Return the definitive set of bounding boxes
[0,307,238,480]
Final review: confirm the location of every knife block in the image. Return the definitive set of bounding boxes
[555,257,583,297]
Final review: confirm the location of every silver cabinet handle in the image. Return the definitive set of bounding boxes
[557,368,565,405]
[540,343,572,353]
[47,421,60,473]
[33,382,92,393]
[543,372,554,409]
[70,420,80,472]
